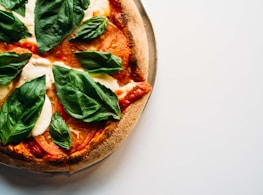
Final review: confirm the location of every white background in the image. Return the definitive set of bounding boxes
[1,0,263,194]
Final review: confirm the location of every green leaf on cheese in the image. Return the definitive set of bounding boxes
[0,76,46,145]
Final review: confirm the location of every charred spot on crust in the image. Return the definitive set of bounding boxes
[68,153,84,165]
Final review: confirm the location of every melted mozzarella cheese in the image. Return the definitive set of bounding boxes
[18,57,53,88]
[117,81,137,99]
[23,0,36,43]
[84,0,110,20]
[0,82,13,102]
[92,73,120,91]
[17,57,53,136]
[31,95,52,137]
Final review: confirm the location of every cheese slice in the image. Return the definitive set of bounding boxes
[31,95,52,137]
[18,56,53,88]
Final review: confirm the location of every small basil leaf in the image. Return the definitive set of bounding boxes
[50,112,72,150]
[35,0,90,54]
[0,10,31,43]
[75,51,123,74]
[0,52,32,86]
[69,16,108,42]
[0,0,28,16]
[52,65,121,122]
[0,76,46,145]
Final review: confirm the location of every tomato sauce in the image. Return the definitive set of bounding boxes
[24,137,45,158]
[118,82,151,111]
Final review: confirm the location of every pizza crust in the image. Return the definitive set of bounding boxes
[0,0,151,173]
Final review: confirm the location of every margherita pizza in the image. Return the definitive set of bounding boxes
[0,0,152,173]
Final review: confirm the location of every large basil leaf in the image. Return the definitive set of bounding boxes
[0,52,32,85]
[69,16,108,42]
[75,51,123,74]
[35,0,90,54]
[0,76,46,145]
[0,10,31,43]
[52,65,121,122]
[50,112,72,150]
[0,0,28,16]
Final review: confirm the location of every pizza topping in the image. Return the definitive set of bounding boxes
[91,73,119,91]
[0,0,28,16]
[0,52,32,85]
[31,95,52,137]
[118,82,152,111]
[0,10,31,43]
[17,56,53,88]
[53,65,121,122]
[70,128,96,153]
[34,132,65,157]
[96,22,130,67]
[50,112,72,150]
[68,119,102,153]
[0,76,46,145]
[34,0,90,54]
[70,16,108,42]
[75,51,122,73]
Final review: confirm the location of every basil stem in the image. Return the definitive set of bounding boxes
[52,65,121,122]
[70,16,108,42]
[0,76,46,145]
[0,52,32,86]
[50,112,72,150]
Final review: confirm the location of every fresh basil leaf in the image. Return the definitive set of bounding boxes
[52,65,121,122]
[70,16,108,42]
[75,51,123,74]
[0,0,28,16]
[35,0,90,54]
[0,52,32,86]
[0,10,31,43]
[0,76,46,145]
[50,112,72,150]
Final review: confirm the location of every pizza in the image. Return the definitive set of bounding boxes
[0,0,152,173]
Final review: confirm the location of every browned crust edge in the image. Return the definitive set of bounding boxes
[68,0,150,173]
[0,0,150,174]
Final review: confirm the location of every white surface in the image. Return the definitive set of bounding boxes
[1,0,263,194]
